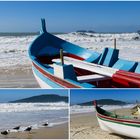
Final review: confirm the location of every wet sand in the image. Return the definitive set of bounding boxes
[70,108,132,139]
[0,66,39,88]
[0,123,68,139]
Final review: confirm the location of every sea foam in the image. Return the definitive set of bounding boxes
[0,32,140,69]
[0,102,68,112]
[70,104,134,114]
[0,102,68,131]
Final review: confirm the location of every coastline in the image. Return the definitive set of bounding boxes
[70,108,132,139]
[0,122,68,139]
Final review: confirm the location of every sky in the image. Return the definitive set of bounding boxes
[1,89,140,104]
[0,89,68,103]
[0,1,140,33]
[70,89,140,105]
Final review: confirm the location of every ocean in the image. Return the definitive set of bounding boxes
[70,104,134,114]
[0,32,140,69]
[0,102,68,131]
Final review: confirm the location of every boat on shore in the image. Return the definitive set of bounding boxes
[28,19,140,88]
[94,100,140,138]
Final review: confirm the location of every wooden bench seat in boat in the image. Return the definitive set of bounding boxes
[77,74,111,82]
[112,59,137,72]
[84,52,101,63]
[52,57,118,77]
[51,62,96,88]
[98,47,119,67]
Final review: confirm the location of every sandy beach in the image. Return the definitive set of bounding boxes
[0,123,68,139]
[0,66,39,88]
[70,108,132,139]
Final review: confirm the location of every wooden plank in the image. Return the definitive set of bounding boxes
[77,74,111,82]
[52,57,118,77]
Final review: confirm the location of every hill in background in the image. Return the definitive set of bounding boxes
[78,99,127,106]
[10,94,68,103]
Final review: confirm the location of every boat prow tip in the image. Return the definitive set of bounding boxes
[41,18,47,33]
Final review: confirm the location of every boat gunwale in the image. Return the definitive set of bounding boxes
[97,113,140,128]
[96,106,140,125]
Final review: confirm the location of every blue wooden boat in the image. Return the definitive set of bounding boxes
[28,19,140,88]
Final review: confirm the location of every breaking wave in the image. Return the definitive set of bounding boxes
[70,104,134,114]
[0,102,68,112]
[0,32,140,69]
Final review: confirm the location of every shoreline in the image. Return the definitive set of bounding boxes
[0,122,68,139]
[70,108,132,139]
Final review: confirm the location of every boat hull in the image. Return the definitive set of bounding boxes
[31,62,83,88]
[28,19,140,88]
[32,65,65,88]
[97,113,140,138]
[33,68,56,88]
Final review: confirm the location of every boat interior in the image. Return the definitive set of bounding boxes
[36,44,140,88]
[96,106,140,121]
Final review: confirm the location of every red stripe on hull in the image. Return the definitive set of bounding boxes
[97,113,140,125]
[33,62,81,88]
[67,53,85,61]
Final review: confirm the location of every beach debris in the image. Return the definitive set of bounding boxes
[1,130,10,135]
[24,126,32,132]
[131,101,140,115]
[42,122,49,126]
[13,126,20,130]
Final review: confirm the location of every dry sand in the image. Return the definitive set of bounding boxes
[0,65,39,88]
[0,123,68,139]
[70,108,133,139]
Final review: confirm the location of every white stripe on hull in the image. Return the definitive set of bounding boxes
[32,68,53,89]
[97,117,140,138]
